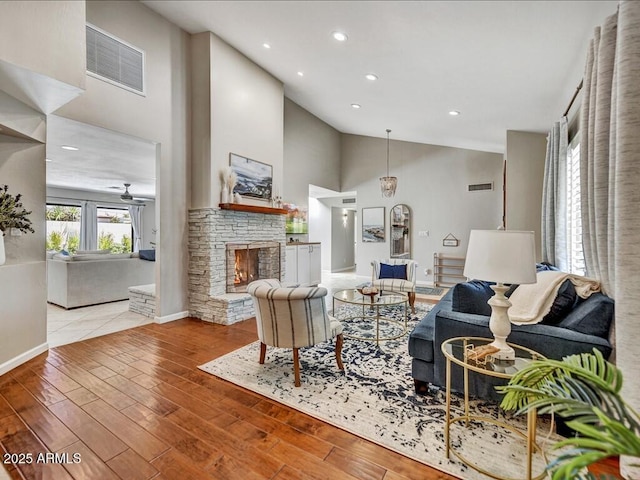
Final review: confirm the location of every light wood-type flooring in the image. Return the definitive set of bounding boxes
[0,317,458,480]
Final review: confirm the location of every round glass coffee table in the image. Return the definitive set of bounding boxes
[442,337,546,480]
[332,289,408,345]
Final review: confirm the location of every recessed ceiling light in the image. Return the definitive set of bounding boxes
[61,145,79,151]
[332,31,348,42]
[263,43,271,49]
[365,73,378,81]
[351,103,361,109]
[297,71,304,77]
[449,110,460,116]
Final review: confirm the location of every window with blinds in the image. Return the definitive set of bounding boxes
[566,139,585,275]
[86,24,145,95]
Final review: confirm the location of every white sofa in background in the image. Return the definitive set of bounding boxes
[47,253,155,309]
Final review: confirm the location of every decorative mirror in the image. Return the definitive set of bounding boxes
[390,204,411,258]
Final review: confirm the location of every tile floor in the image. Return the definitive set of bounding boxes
[47,300,153,348]
[46,268,434,348]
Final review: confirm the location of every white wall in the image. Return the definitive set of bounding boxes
[210,33,284,207]
[54,0,190,319]
[189,32,284,208]
[0,1,85,91]
[283,99,341,206]
[505,130,547,260]
[341,134,503,283]
[0,0,85,374]
[309,197,332,269]
[331,207,356,271]
[190,33,212,208]
[0,136,48,374]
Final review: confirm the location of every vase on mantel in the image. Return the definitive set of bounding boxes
[221,183,229,204]
[0,233,5,266]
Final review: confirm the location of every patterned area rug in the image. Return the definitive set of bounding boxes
[415,285,444,296]
[199,304,556,479]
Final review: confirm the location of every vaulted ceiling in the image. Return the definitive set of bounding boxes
[45,1,617,198]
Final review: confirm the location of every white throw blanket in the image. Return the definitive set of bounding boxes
[508,271,601,325]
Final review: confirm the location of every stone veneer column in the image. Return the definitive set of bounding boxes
[188,208,286,324]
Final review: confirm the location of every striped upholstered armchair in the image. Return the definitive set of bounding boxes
[246,279,344,387]
[371,259,418,313]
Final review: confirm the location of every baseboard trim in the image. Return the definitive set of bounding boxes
[0,342,49,376]
[154,310,189,324]
[331,265,356,273]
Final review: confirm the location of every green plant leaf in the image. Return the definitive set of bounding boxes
[498,350,640,477]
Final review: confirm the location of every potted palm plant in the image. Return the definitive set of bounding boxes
[498,349,640,479]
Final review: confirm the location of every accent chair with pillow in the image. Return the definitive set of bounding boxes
[408,266,614,401]
[371,259,417,313]
[247,279,344,387]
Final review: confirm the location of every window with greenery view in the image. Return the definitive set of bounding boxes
[46,204,81,253]
[97,207,132,253]
[46,204,133,254]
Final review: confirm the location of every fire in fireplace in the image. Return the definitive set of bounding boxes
[226,241,281,293]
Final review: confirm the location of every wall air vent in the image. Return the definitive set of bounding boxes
[342,198,356,204]
[86,24,145,95]
[468,182,494,192]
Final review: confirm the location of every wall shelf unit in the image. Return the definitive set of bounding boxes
[433,253,466,287]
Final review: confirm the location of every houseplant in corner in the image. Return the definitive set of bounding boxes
[0,184,35,265]
[498,349,640,479]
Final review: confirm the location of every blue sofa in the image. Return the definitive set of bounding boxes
[408,278,614,401]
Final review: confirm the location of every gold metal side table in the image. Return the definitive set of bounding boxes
[441,337,546,480]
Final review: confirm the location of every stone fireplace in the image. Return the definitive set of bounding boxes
[226,241,280,293]
[188,206,286,324]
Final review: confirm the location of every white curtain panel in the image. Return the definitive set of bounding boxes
[541,117,568,271]
[128,205,144,252]
[581,11,618,296]
[79,201,97,251]
[581,2,640,478]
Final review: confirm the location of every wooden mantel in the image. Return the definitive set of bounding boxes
[219,203,287,215]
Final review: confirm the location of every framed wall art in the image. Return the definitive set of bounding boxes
[284,203,308,234]
[229,153,273,201]
[362,207,385,243]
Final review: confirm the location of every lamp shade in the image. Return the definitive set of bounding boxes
[463,230,537,285]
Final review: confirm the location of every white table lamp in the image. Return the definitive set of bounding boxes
[463,230,537,360]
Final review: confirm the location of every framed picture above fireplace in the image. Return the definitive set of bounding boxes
[229,153,273,201]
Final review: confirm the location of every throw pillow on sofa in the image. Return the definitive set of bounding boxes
[556,293,614,338]
[540,279,577,325]
[451,281,494,316]
[139,249,156,261]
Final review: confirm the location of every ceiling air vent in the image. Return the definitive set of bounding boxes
[342,198,356,204]
[468,182,494,192]
[86,24,145,95]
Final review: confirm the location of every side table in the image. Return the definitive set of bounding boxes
[441,337,547,480]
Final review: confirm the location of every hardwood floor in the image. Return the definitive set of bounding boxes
[0,318,458,480]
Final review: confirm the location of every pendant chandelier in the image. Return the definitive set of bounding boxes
[380,128,397,197]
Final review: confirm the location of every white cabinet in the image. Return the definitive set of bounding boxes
[308,244,321,285]
[285,243,321,285]
[285,245,298,284]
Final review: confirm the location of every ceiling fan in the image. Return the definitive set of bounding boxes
[120,183,146,205]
